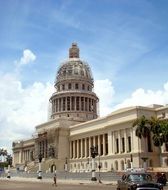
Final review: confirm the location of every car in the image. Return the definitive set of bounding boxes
[117,172,163,190]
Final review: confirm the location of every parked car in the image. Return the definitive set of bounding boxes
[117,172,163,190]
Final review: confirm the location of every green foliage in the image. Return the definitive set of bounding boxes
[0,162,8,168]
[133,115,150,139]
[133,116,168,147]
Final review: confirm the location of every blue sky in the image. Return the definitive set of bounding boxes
[1,0,168,152]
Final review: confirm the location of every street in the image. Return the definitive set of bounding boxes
[0,180,115,190]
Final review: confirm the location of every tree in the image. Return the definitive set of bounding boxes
[149,116,163,147]
[0,148,8,157]
[132,115,150,140]
[132,115,150,169]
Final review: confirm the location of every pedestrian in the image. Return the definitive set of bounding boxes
[52,173,57,186]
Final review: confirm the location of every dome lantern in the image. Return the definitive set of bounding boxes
[69,43,79,58]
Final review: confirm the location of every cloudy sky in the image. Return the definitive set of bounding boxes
[1,0,168,152]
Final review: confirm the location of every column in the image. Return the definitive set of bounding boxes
[81,139,83,158]
[103,134,106,155]
[98,135,101,155]
[73,140,75,158]
[112,131,115,154]
[93,136,96,146]
[87,98,89,112]
[70,96,72,111]
[85,138,87,158]
[58,98,60,112]
[124,129,127,153]
[83,97,85,111]
[108,131,112,155]
[77,140,79,158]
[117,130,120,153]
[89,137,91,157]
[70,141,72,158]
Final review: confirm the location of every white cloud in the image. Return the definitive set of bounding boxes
[20,49,36,65]
[114,82,168,110]
[94,79,115,116]
[0,73,53,150]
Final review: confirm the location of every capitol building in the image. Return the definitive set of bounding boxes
[12,43,168,173]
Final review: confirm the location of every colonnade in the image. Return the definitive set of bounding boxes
[70,134,108,159]
[22,150,30,162]
[52,96,97,114]
[70,129,133,160]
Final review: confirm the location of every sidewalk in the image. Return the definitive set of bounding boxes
[0,176,117,186]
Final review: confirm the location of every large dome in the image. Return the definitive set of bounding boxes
[56,59,93,83]
[50,43,99,122]
[56,43,93,84]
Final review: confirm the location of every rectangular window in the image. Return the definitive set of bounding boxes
[116,138,119,153]
[75,83,78,89]
[128,136,131,152]
[63,97,66,111]
[100,135,103,156]
[67,97,70,111]
[79,140,81,158]
[76,97,79,110]
[81,97,84,111]
[122,137,125,153]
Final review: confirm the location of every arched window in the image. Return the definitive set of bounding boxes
[121,160,125,171]
[104,162,108,168]
[115,161,118,171]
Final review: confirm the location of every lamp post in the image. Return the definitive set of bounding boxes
[87,158,89,172]
[37,153,42,179]
[64,157,68,179]
[6,154,12,178]
[90,146,98,181]
[124,158,127,171]
[98,154,102,183]
[130,154,133,170]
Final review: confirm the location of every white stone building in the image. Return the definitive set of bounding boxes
[12,43,168,173]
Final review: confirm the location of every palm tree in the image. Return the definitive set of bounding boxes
[132,115,150,169]
[149,117,168,166]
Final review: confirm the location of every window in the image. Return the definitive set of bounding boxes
[62,84,65,90]
[68,83,71,89]
[105,134,108,155]
[82,84,85,90]
[67,97,70,111]
[116,138,119,153]
[128,136,131,152]
[63,98,66,111]
[76,97,79,110]
[81,97,84,111]
[122,137,125,153]
[75,83,78,89]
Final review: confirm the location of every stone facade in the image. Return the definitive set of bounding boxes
[12,43,168,173]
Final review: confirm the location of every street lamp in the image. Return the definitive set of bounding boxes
[98,154,102,183]
[130,154,133,170]
[90,146,98,181]
[37,153,43,179]
[6,154,12,178]
[64,157,68,179]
